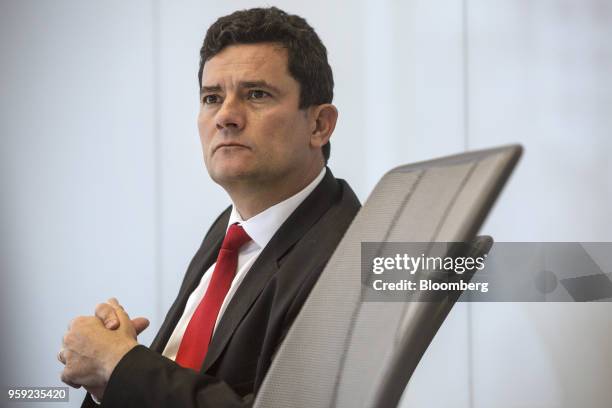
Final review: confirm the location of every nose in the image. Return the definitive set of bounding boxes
[215,96,245,131]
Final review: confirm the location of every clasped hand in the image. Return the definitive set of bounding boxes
[58,298,150,401]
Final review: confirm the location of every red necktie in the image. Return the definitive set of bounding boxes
[175,223,251,370]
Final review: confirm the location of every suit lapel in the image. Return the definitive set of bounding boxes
[150,208,231,353]
[201,168,340,372]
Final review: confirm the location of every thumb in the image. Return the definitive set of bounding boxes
[131,317,150,335]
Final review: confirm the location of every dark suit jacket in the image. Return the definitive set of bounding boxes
[83,168,360,408]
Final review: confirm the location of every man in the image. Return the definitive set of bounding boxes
[58,7,360,407]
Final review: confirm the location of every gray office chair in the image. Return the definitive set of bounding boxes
[253,145,522,408]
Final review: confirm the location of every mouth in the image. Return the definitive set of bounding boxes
[214,143,249,153]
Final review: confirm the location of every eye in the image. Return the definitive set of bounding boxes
[247,90,270,100]
[202,94,221,105]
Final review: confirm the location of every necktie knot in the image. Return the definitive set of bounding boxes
[222,223,251,251]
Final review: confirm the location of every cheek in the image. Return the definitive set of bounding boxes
[260,110,308,148]
[198,113,214,148]
[197,111,206,137]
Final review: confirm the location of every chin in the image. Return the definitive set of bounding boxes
[209,164,256,185]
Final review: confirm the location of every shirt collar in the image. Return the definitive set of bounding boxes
[227,167,327,249]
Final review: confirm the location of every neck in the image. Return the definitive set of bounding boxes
[227,164,324,220]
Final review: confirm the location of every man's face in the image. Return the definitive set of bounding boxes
[198,43,317,191]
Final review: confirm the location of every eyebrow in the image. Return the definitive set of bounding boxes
[200,80,282,96]
[200,85,221,96]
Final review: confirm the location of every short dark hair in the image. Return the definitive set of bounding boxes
[199,7,333,163]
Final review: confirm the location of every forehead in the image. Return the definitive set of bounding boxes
[201,43,291,85]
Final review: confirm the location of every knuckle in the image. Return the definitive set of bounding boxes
[109,297,125,310]
[62,332,74,346]
[70,316,83,328]
[60,369,71,384]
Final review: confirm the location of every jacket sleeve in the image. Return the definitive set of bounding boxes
[85,346,254,408]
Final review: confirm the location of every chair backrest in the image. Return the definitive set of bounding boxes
[253,145,522,408]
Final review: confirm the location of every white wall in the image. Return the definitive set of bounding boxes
[1,1,158,406]
[1,1,610,407]
[402,1,612,407]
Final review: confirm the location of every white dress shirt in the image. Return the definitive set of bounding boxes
[162,167,326,361]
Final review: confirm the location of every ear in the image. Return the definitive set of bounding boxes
[309,104,338,149]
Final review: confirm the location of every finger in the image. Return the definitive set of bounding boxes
[107,297,124,311]
[107,300,132,327]
[60,370,82,389]
[57,349,66,365]
[67,316,84,330]
[62,332,70,348]
[131,317,150,335]
[95,303,120,329]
